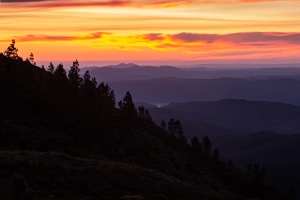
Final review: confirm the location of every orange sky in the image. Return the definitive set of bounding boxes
[1,0,300,67]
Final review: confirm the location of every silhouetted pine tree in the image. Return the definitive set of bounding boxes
[118,91,136,116]
[191,136,202,151]
[27,52,36,65]
[175,120,186,143]
[191,136,202,164]
[212,148,220,161]
[3,40,19,59]
[202,136,212,157]
[160,120,166,130]
[54,63,67,81]
[167,118,176,137]
[144,109,152,122]
[68,59,81,99]
[81,71,97,102]
[53,64,69,125]
[95,83,115,138]
[167,118,176,146]
[80,70,97,124]
[138,106,145,118]
[118,91,137,132]
[47,62,55,74]
[137,106,152,124]
[109,89,116,107]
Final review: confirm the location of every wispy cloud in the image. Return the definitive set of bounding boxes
[169,32,300,44]
[2,0,294,9]
[1,0,196,9]
[2,31,300,62]
[4,31,300,48]
[0,32,110,42]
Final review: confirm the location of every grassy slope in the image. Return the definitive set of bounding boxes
[0,151,285,200]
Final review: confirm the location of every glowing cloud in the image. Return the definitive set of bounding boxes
[3,0,298,10]
[0,32,110,42]
[4,32,300,51]
[1,0,300,64]
[1,0,196,9]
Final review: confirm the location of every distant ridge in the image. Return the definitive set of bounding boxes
[82,63,300,82]
[108,77,300,106]
[87,64,185,81]
[164,99,300,135]
[106,63,139,68]
[80,63,139,74]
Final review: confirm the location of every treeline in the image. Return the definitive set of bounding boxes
[0,40,222,168]
[160,118,219,159]
[0,41,193,161]
[0,41,155,153]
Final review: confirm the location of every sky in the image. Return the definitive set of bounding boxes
[1,0,300,67]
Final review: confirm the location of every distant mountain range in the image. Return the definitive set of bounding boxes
[164,99,300,134]
[107,63,139,68]
[83,63,300,106]
[110,77,300,106]
[82,63,300,81]
[82,64,184,81]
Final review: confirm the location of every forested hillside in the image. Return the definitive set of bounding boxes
[0,45,288,199]
[137,101,300,198]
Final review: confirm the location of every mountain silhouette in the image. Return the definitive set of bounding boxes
[108,77,300,106]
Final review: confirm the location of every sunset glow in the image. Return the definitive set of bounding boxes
[1,0,300,66]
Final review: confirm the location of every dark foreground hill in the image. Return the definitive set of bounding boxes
[137,100,300,164]
[0,53,288,199]
[0,151,259,200]
[136,100,300,198]
[213,131,300,199]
